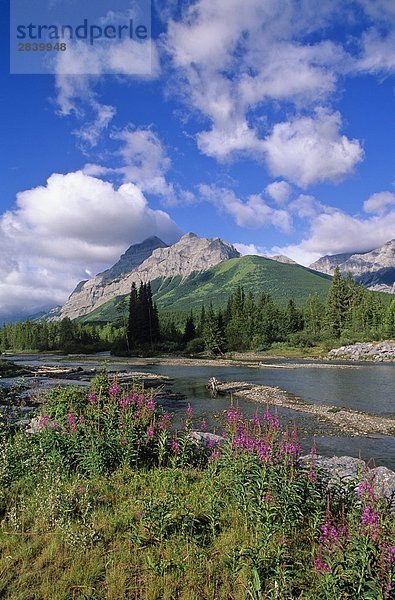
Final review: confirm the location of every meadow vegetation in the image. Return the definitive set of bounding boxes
[0,373,394,599]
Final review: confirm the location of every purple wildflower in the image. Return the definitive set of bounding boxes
[145,398,155,411]
[39,415,51,430]
[171,438,180,455]
[200,419,207,431]
[119,396,131,409]
[263,411,279,430]
[357,480,375,500]
[67,412,77,433]
[314,557,330,573]
[360,505,379,539]
[319,520,341,552]
[158,412,171,430]
[88,392,97,405]
[209,448,221,462]
[109,385,119,396]
[251,414,261,428]
[147,424,155,440]
[186,404,193,418]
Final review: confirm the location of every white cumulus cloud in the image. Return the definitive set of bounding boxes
[199,184,292,232]
[262,109,364,187]
[363,191,395,214]
[0,171,181,320]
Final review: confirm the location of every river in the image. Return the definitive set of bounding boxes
[2,352,395,470]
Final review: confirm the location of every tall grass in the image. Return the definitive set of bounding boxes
[0,373,393,599]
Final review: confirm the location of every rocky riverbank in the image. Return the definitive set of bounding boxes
[209,379,395,437]
[328,340,395,361]
[300,455,395,509]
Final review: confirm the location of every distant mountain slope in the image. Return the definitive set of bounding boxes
[310,239,395,294]
[97,236,168,283]
[56,233,240,321]
[268,255,298,265]
[79,255,332,323]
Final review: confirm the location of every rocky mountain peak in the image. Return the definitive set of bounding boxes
[54,233,240,321]
[97,236,168,284]
[309,239,395,294]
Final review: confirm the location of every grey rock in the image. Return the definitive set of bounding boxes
[301,454,365,487]
[267,255,298,265]
[367,466,395,507]
[190,431,224,447]
[328,341,395,362]
[309,239,395,294]
[26,416,41,434]
[300,454,395,509]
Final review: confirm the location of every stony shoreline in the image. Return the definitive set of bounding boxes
[210,379,395,437]
[328,340,395,362]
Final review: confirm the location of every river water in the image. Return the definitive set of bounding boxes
[2,353,395,470]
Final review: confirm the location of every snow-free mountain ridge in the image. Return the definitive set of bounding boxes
[310,239,395,294]
[55,233,240,320]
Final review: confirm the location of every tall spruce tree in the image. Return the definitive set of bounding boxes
[325,266,346,337]
[127,283,138,348]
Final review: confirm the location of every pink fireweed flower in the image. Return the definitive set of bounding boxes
[171,438,180,455]
[233,432,256,452]
[307,469,316,483]
[119,396,131,409]
[78,414,85,424]
[186,404,193,418]
[360,505,380,539]
[109,385,119,396]
[386,546,395,565]
[319,520,341,552]
[280,441,302,459]
[88,392,97,405]
[357,480,375,500]
[314,557,330,573]
[207,439,219,450]
[251,414,261,428]
[227,408,241,424]
[147,424,155,439]
[67,412,77,433]
[39,415,51,430]
[263,411,279,430]
[209,448,221,462]
[158,412,171,430]
[258,442,273,463]
[145,398,155,411]
[200,419,207,431]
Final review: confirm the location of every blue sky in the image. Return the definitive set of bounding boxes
[1,0,395,320]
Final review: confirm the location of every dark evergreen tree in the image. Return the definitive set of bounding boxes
[183,312,196,344]
[325,267,346,337]
[127,283,138,348]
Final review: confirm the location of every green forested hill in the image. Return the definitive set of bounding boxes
[79,256,332,323]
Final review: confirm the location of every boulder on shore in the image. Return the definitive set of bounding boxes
[328,340,395,361]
